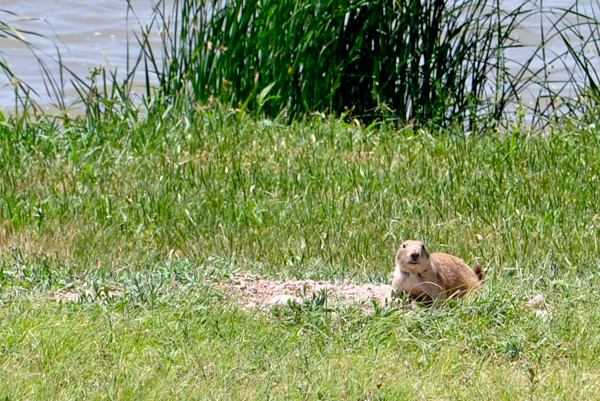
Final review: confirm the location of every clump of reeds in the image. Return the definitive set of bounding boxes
[544,0,600,125]
[138,0,543,128]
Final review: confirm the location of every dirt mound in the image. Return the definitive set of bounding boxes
[218,275,396,309]
[52,274,396,309]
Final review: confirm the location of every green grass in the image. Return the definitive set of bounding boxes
[2,109,600,398]
[2,279,599,400]
[4,2,600,398]
[2,109,600,279]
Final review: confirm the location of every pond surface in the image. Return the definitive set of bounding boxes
[0,0,157,111]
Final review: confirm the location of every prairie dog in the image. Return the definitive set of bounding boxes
[391,240,484,302]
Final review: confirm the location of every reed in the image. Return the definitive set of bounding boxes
[546,0,600,124]
[0,9,49,117]
[139,0,540,128]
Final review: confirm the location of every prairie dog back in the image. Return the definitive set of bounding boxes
[429,252,482,295]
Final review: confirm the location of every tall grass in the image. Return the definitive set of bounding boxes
[545,0,600,124]
[140,0,538,128]
[2,106,600,280]
[135,0,600,129]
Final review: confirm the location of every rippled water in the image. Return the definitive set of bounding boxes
[0,0,596,112]
[0,0,157,110]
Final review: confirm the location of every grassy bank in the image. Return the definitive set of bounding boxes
[2,111,600,279]
[2,110,600,398]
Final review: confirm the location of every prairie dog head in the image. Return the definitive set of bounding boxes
[395,240,431,274]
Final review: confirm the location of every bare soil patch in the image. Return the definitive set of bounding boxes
[216,274,396,309]
[52,274,396,308]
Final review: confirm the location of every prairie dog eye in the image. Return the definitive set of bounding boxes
[421,244,425,251]
[402,244,406,249]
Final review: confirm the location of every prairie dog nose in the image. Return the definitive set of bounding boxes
[410,251,420,259]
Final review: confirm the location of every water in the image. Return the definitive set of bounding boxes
[0,0,158,111]
[0,0,597,113]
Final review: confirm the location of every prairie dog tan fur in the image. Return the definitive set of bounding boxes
[391,240,483,302]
